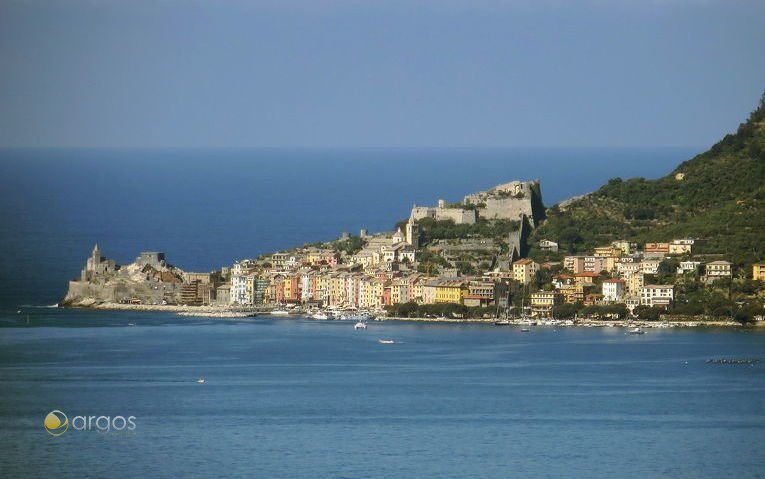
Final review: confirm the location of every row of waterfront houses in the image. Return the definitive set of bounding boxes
[174,234,762,316]
[226,265,508,310]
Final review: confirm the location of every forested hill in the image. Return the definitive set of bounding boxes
[529,93,765,267]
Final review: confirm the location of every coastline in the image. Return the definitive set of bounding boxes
[83,302,261,318]
[383,316,743,328]
[63,303,747,327]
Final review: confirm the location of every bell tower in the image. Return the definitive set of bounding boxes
[405,219,419,247]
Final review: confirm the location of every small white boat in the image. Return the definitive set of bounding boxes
[628,327,645,335]
[354,321,367,330]
[271,309,290,316]
[494,320,510,326]
[521,328,530,333]
[17,309,22,314]
[378,339,395,344]
[196,377,206,384]
[127,322,136,327]
[312,312,330,320]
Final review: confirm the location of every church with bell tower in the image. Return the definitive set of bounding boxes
[80,244,117,281]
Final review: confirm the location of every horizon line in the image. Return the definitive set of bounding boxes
[0,145,705,151]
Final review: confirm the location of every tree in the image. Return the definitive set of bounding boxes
[552,302,581,319]
[633,305,664,321]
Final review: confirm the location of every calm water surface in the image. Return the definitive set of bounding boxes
[1,310,763,478]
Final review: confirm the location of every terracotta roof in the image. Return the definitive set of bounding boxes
[463,294,488,300]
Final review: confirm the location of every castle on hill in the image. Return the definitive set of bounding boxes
[409,179,544,226]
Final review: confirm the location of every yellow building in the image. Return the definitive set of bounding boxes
[315,274,329,303]
[575,272,599,286]
[754,264,765,281]
[370,279,384,308]
[329,275,346,307]
[559,284,584,304]
[434,281,467,304]
[627,273,645,295]
[513,259,540,285]
[530,291,563,317]
[594,246,622,258]
[282,276,293,300]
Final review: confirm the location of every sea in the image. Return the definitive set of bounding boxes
[2,147,764,478]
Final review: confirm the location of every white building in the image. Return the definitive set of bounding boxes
[617,262,642,278]
[231,274,255,305]
[640,285,674,308]
[300,272,313,302]
[677,261,702,275]
[602,279,626,302]
[398,245,416,263]
[539,239,559,252]
[640,259,662,275]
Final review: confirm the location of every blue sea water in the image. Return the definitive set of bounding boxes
[5,147,764,478]
[0,312,764,478]
[0,147,696,312]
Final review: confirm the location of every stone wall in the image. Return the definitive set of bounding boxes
[410,206,477,224]
[463,180,544,226]
[63,279,184,306]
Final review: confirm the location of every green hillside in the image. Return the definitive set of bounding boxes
[529,93,765,268]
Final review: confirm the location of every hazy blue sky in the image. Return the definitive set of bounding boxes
[1,0,763,148]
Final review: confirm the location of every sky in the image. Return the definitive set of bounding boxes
[0,0,764,149]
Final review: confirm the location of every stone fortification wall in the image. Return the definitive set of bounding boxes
[464,180,544,226]
[435,208,476,224]
[410,206,435,221]
[410,206,477,225]
[481,197,534,221]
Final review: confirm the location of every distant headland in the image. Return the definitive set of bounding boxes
[61,96,765,326]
